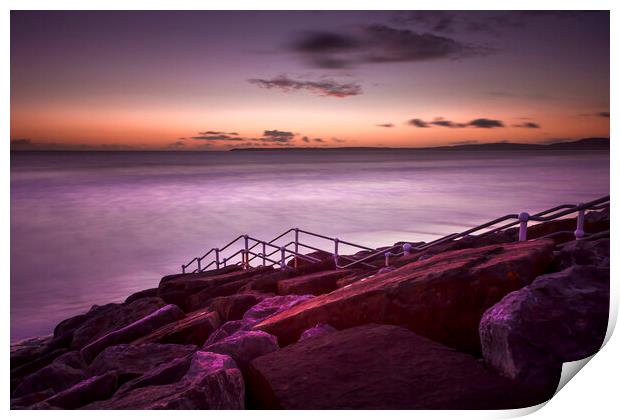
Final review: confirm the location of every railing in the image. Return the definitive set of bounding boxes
[181,195,609,274]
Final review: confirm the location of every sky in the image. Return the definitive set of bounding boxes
[10,10,610,150]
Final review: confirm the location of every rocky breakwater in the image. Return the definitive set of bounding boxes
[10,209,610,409]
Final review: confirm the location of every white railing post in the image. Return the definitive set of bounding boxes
[334,238,339,266]
[384,252,390,267]
[243,235,249,269]
[518,212,530,241]
[215,248,220,269]
[402,243,412,256]
[294,228,300,268]
[574,204,585,240]
[280,247,286,271]
[262,242,266,266]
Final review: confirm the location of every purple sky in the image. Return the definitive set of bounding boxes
[10,10,610,150]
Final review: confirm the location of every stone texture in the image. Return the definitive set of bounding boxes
[203,330,279,371]
[80,304,185,363]
[88,343,197,378]
[246,324,550,409]
[84,352,245,409]
[132,309,221,346]
[12,351,86,398]
[277,269,355,295]
[255,240,555,354]
[480,265,609,389]
[114,354,194,396]
[70,297,168,350]
[43,371,119,409]
[554,238,610,270]
[298,324,337,342]
[208,293,270,322]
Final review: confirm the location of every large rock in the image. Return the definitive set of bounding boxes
[298,324,337,342]
[159,266,275,310]
[480,265,609,389]
[207,293,271,322]
[554,238,610,270]
[12,351,86,398]
[43,371,119,409]
[70,297,168,350]
[84,352,245,409]
[277,269,356,295]
[88,343,197,378]
[202,294,315,347]
[246,324,550,409]
[80,304,185,363]
[114,354,194,396]
[132,309,220,346]
[203,330,279,371]
[255,240,555,354]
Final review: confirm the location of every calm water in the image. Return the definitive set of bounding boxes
[10,150,609,340]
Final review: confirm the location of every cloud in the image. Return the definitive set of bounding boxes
[290,24,488,69]
[430,118,467,128]
[261,130,295,143]
[408,117,505,129]
[468,118,504,128]
[248,75,362,98]
[191,134,245,141]
[168,141,186,148]
[513,122,541,129]
[407,119,430,128]
[597,111,610,118]
[376,123,394,128]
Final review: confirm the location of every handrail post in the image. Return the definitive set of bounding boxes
[294,228,299,268]
[197,258,201,272]
[215,248,220,269]
[222,257,227,267]
[280,247,286,271]
[181,264,185,274]
[518,212,529,241]
[262,242,266,266]
[243,235,249,269]
[403,243,412,256]
[384,252,390,267]
[574,204,586,240]
[334,238,339,267]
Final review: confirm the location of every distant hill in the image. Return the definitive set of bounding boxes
[230,137,609,152]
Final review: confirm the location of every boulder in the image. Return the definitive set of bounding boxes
[10,389,56,408]
[203,330,279,371]
[43,371,119,409]
[12,351,86,398]
[159,265,242,284]
[246,324,550,409]
[114,355,194,396]
[207,293,271,322]
[88,343,197,378]
[131,309,220,346]
[158,266,274,309]
[479,265,609,389]
[125,288,159,304]
[80,304,185,363]
[84,352,245,409]
[11,347,68,387]
[54,303,118,339]
[243,294,315,326]
[298,324,337,342]
[554,238,610,270]
[70,297,168,350]
[11,336,54,369]
[277,269,356,295]
[203,320,247,346]
[255,240,555,354]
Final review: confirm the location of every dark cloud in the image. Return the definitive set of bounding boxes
[290,24,488,69]
[407,118,430,128]
[11,139,33,148]
[261,129,295,143]
[248,75,362,98]
[191,134,244,141]
[332,137,346,143]
[313,138,324,143]
[168,141,186,148]
[513,122,541,129]
[468,118,504,128]
[597,112,610,118]
[408,117,504,129]
[376,123,394,128]
[302,136,324,143]
[430,118,467,128]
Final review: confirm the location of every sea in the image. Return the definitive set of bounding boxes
[10,149,610,341]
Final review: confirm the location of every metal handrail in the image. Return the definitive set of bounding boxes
[181,195,609,273]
